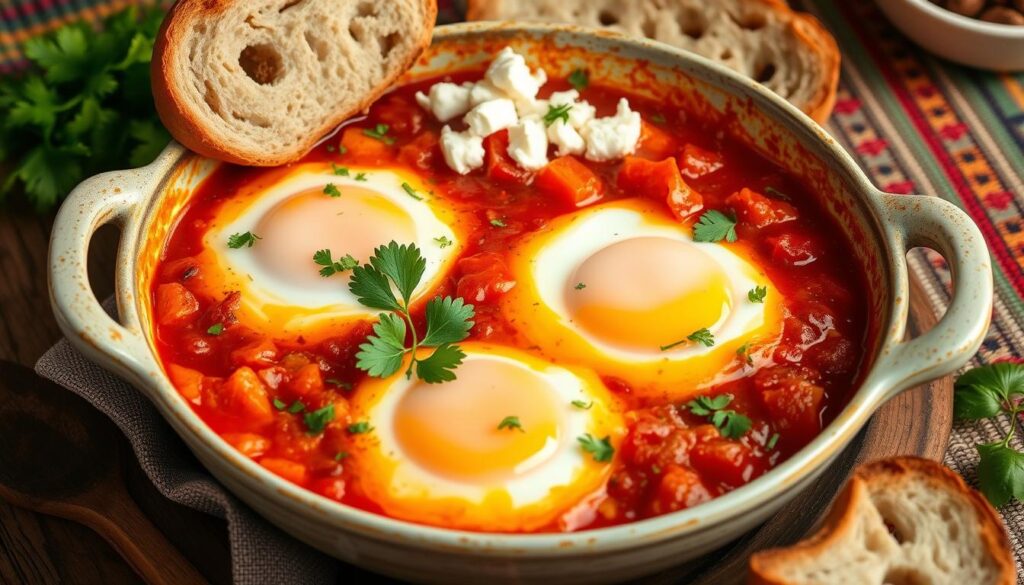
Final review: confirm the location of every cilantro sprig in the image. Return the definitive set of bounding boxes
[955,363,1024,507]
[350,242,475,383]
[0,7,170,211]
[693,210,738,243]
[497,416,524,432]
[543,103,573,127]
[568,69,589,91]
[363,124,396,145]
[686,394,752,439]
[313,249,358,277]
[578,433,614,462]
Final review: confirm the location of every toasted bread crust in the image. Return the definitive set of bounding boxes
[465,0,839,123]
[152,0,437,166]
[748,457,1016,585]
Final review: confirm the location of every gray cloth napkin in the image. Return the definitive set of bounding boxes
[35,302,340,585]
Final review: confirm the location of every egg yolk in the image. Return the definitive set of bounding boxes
[393,358,562,484]
[253,186,416,286]
[566,237,731,350]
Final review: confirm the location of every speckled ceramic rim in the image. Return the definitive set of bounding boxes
[48,22,994,560]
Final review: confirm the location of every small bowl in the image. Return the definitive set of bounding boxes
[877,0,1024,71]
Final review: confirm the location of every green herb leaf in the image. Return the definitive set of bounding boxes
[748,286,767,303]
[401,182,423,201]
[713,410,753,439]
[415,343,466,384]
[578,433,614,462]
[354,172,368,182]
[227,231,261,249]
[575,282,587,290]
[434,236,453,248]
[349,263,402,312]
[272,398,287,410]
[287,401,306,414]
[687,395,732,417]
[568,69,589,91]
[348,421,374,434]
[543,103,573,127]
[334,451,349,461]
[207,323,224,336]
[687,328,715,347]
[304,404,335,435]
[497,415,524,432]
[363,123,395,145]
[314,249,358,277]
[421,297,475,347]
[326,379,352,391]
[767,433,780,450]
[955,384,1006,420]
[368,242,426,306]
[331,164,350,176]
[956,363,1024,404]
[571,400,593,410]
[977,442,1024,508]
[323,183,341,197]
[490,218,507,228]
[692,210,738,243]
[737,342,754,365]
[354,313,408,378]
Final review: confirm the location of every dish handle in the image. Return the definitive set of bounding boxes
[871,194,993,402]
[48,169,156,385]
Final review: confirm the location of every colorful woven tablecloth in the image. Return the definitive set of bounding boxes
[3,0,1023,580]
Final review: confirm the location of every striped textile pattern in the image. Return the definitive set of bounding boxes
[3,0,1023,578]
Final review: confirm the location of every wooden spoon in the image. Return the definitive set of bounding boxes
[0,360,207,585]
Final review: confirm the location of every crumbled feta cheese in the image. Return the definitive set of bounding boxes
[547,119,585,156]
[440,126,485,175]
[515,98,549,118]
[485,47,545,103]
[507,117,549,170]
[415,82,472,123]
[464,98,519,137]
[582,98,642,162]
[469,81,505,107]
[548,90,596,129]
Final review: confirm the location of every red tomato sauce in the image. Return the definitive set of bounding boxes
[151,71,868,531]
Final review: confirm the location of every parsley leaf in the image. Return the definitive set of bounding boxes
[490,218,507,228]
[349,263,402,312]
[434,236,453,248]
[304,404,335,435]
[313,249,358,277]
[578,434,614,462]
[368,242,426,305]
[693,210,738,243]
[571,400,593,410]
[575,282,587,290]
[363,124,396,145]
[421,297,475,346]
[737,342,754,366]
[415,343,466,384]
[207,323,224,336]
[748,286,767,303]
[348,421,374,434]
[401,182,423,201]
[323,183,341,197]
[227,232,261,249]
[354,172,368,182]
[568,69,589,91]
[767,433,780,450]
[355,313,408,378]
[497,415,524,432]
[687,395,732,416]
[688,328,715,347]
[686,394,752,439]
[331,164,350,176]
[543,103,573,127]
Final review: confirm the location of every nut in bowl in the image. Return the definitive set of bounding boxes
[49,22,994,585]
[877,0,1024,71]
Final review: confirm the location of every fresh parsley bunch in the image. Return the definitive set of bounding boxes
[349,242,475,383]
[954,362,1024,507]
[0,7,169,211]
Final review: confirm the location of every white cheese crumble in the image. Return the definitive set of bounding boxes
[469,81,504,107]
[548,90,596,129]
[464,98,519,137]
[485,47,546,103]
[415,82,472,123]
[440,126,485,175]
[547,119,585,157]
[507,117,550,170]
[582,98,642,162]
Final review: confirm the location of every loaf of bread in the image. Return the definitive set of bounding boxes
[152,0,436,166]
[465,0,840,122]
[748,457,1016,585]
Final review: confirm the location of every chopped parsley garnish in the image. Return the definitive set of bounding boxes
[692,210,737,243]
[354,172,368,182]
[687,328,715,348]
[401,182,423,201]
[325,379,352,391]
[350,242,475,383]
[304,404,335,435]
[574,282,587,290]
[206,323,224,336]
[543,103,573,127]
[227,231,261,249]
[334,451,349,461]
[314,249,358,277]
[323,183,341,197]
[571,399,593,410]
[651,113,667,124]
[337,144,348,155]
[736,342,754,366]
[686,394,752,439]
[578,433,614,462]
[363,124,395,145]
[497,416,524,432]
[568,69,589,91]
[273,398,305,414]
[490,218,507,228]
[748,286,767,303]
[331,164,350,176]
[272,398,287,410]
[434,236,453,248]
[767,433,780,450]
[347,421,374,434]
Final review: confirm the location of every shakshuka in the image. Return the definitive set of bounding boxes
[151,48,867,532]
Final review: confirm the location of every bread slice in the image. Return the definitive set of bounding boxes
[465,0,839,122]
[152,0,437,166]
[748,457,1016,585]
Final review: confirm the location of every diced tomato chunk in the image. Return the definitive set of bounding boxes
[167,363,204,403]
[637,120,678,160]
[690,438,757,487]
[220,366,274,425]
[204,291,241,330]
[485,131,532,184]
[765,232,822,266]
[222,433,271,458]
[259,458,308,485]
[311,477,347,501]
[617,156,703,221]
[340,127,392,159]
[288,363,325,399]
[155,283,199,327]
[651,465,712,515]
[726,188,798,229]
[678,144,724,179]
[373,95,423,135]
[456,252,516,303]
[158,256,201,283]
[535,156,605,208]
[754,366,825,445]
[398,131,440,170]
[231,339,279,368]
